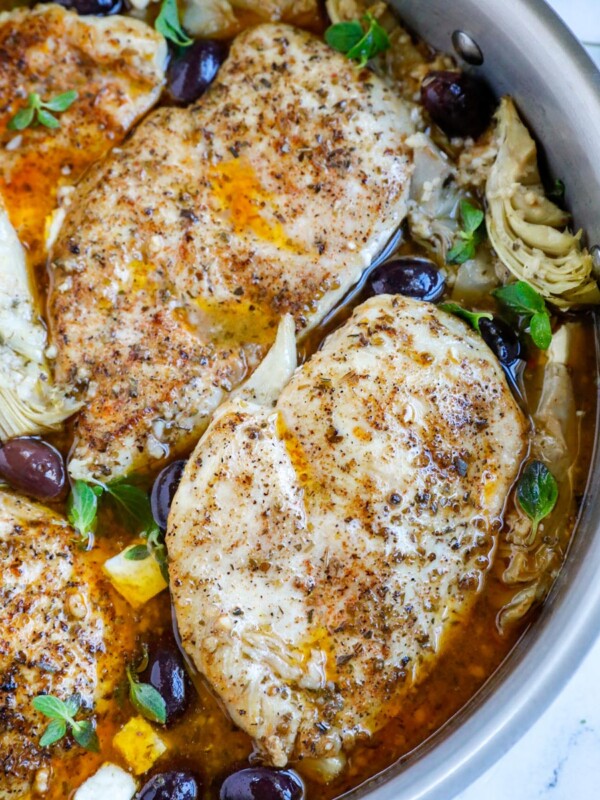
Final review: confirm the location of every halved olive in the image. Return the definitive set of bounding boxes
[366,257,445,302]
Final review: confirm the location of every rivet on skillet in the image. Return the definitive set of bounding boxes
[452,30,484,65]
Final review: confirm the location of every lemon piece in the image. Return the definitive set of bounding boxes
[112,717,167,775]
[103,544,167,608]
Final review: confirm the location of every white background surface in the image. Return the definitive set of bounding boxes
[454,2,600,798]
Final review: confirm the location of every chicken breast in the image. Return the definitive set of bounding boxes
[0,3,166,264]
[0,492,129,799]
[167,296,528,770]
[48,23,415,482]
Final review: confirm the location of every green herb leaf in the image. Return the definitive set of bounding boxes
[155,0,193,47]
[124,543,151,560]
[324,13,390,67]
[530,311,552,350]
[7,105,35,130]
[71,720,100,752]
[33,695,69,721]
[64,693,82,718]
[127,668,167,724]
[493,280,552,350]
[37,109,60,129]
[33,693,99,751]
[6,90,76,131]
[42,90,78,112]
[68,480,102,544]
[324,20,364,53]
[492,280,545,315]
[39,718,67,747]
[517,460,558,540]
[447,199,485,265]
[440,302,493,333]
[104,480,156,536]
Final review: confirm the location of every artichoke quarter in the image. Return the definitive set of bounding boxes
[0,203,78,441]
[486,97,600,308]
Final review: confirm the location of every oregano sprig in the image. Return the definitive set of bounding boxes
[126,650,167,725]
[8,90,78,131]
[32,694,99,752]
[325,13,390,68]
[447,199,486,264]
[493,280,553,350]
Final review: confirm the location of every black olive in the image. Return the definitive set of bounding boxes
[166,40,228,105]
[136,770,200,800]
[421,71,496,139]
[220,768,304,800]
[366,257,445,302]
[150,459,186,530]
[479,316,523,364]
[0,437,66,501]
[54,0,122,15]
[142,646,192,725]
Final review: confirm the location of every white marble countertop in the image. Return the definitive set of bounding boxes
[455,2,599,798]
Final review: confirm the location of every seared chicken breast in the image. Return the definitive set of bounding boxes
[0,4,166,264]
[49,23,415,481]
[0,493,129,799]
[167,296,528,769]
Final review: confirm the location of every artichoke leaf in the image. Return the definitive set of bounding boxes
[0,204,78,440]
[485,97,600,308]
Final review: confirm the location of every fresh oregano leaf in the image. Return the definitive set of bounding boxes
[440,302,493,333]
[67,480,102,544]
[71,720,100,752]
[127,666,167,724]
[124,543,151,561]
[517,460,558,540]
[64,693,82,718]
[324,20,363,52]
[7,105,35,130]
[155,0,193,47]
[530,311,552,350]
[104,480,156,536]
[39,718,67,747]
[43,90,78,112]
[33,695,70,720]
[36,109,60,129]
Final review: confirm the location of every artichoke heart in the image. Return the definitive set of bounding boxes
[486,97,600,308]
[0,204,78,440]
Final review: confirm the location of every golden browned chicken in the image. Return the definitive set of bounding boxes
[48,23,416,481]
[0,492,130,799]
[0,3,167,264]
[167,296,528,772]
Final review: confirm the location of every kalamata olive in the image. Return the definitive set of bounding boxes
[54,0,122,15]
[151,459,186,530]
[142,646,191,725]
[166,41,227,105]
[220,768,304,800]
[421,71,496,139]
[136,770,200,800]
[0,437,66,501]
[479,316,523,364]
[366,257,445,302]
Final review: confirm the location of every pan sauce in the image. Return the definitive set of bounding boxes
[0,1,597,798]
